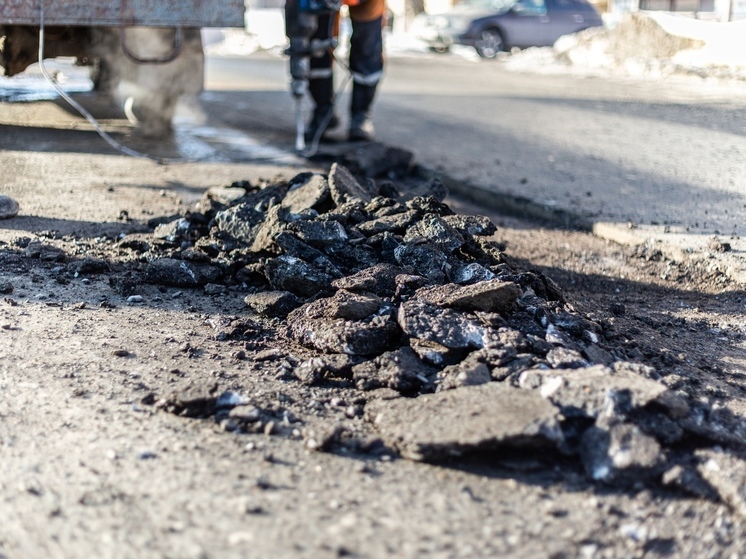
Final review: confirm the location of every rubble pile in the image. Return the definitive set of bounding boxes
[116,163,746,487]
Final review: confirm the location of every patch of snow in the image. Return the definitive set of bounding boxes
[507,12,746,82]
[0,58,93,102]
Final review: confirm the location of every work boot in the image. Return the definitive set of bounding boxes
[348,111,375,142]
[304,105,340,143]
[348,83,377,142]
[305,76,339,143]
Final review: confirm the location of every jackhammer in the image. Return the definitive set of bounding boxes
[284,0,342,152]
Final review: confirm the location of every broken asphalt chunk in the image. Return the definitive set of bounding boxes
[518,364,688,420]
[679,402,746,448]
[356,210,419,236]
[264,255,336,298]
[404,214,465,253]
[250,205,289,253]
[202,184,249,206]
[25,241,63,261]
[287,219,348,246]
[287,311,400,356]
[443,214,497,237]
[212,202,266,244]
[299,290,384,321]
[328,163,378,206]
[296,354,357,385]
[409,338,468,367]
[580,423,664,483]
[452,263,495,285]
[153,218,191,242]
[244,290,303,318]
[697,449,746,519]
[398,299,496,350]
[436,356,492,391]
[331,263,403,297]
[393,243,449,283]
[280,173,331,214]
[274,231,340,274]
[352,346,436,392]
[67,258,110,276]
[145,258,222,287]
[160,381,219,418]
[546,347,589,369]
[415,280,521,314]
[367,383,564,462]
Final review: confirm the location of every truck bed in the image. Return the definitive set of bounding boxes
[0,0,246,28]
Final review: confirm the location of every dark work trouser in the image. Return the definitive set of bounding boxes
[309,13,383,117]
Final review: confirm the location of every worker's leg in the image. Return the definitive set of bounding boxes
[306,13,339,142]
[348,4,384,141]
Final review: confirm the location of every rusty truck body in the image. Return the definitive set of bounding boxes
[0,1,246,135]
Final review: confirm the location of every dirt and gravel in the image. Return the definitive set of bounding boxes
[2,122,746,559]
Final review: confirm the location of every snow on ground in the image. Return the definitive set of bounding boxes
[654,13,746,73]
[0,58,93,102]
[507,12,746,81]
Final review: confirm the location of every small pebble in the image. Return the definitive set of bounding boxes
[0,195,19,220]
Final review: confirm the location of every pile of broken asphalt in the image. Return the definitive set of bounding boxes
[9,159,746,509]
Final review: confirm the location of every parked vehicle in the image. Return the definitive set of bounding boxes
[413,0,603,58]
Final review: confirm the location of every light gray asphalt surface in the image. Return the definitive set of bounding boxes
[203,52,746,237]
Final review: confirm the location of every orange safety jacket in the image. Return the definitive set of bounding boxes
[343,0,386,22]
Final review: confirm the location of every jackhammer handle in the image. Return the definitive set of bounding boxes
[295,97,306,152]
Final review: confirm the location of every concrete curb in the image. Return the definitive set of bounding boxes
[415,165,746,286]
[592,222,746,286]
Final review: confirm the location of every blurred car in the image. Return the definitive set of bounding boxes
[413,0,603,58]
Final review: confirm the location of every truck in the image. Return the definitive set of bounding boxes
[0,1,246,136]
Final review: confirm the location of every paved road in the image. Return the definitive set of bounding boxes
[200,51,746,278]
[4,51,746,273]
